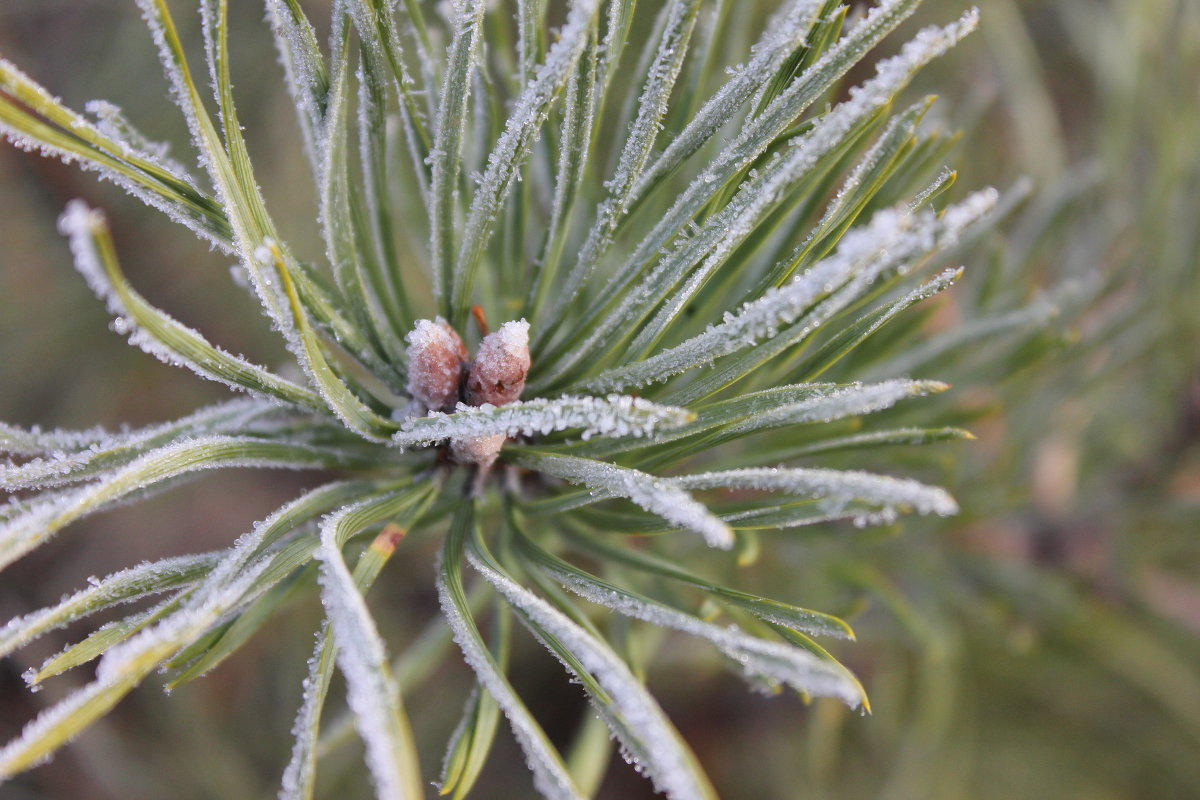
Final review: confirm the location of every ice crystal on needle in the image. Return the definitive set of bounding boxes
[393,395,694,449]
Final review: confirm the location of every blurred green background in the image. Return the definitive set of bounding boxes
[1,1,1198,798]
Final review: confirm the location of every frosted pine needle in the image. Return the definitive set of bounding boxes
[0,1,1035,796]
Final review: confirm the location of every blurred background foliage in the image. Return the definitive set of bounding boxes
[1,0,1197,798]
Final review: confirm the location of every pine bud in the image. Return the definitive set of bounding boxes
[464,319,530,407]
[450,433,507,470]
[405,317,468,412]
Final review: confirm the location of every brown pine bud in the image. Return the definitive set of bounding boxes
[449,433,507,471]
[405,317,468,412]
[464,319,530,407]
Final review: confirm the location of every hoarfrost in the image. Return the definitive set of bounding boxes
[541,561,863,707]
[0,480,365,777]
[515,453,733,549]
[0,551,220,660]
[631,0,824,205]
[467,545,714,799]
[436,551,585,800]
[84,99,192,179]
[314,504,418,800]
[583,189,995,393]
[537,3,972,389]
[451,0,600,308]
[1,398,285,491]
[558,0,702,306]
[428,0,487,301]
[725,379,948,434]
[263,0,327,165]
[405,318,468,412]
[59,201,320,410]
[673,466,958,517]
[463,320,531,407]
[278,627,329,800]
[0,436,355,571]
[626,12,983,358]
[0,421,110,457]
[393,395,693,449]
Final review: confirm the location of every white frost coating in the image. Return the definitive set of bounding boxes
[557,0,820,309]
[136,0,314,379]
[451,0,599,305]
[518,454,733,549]
[467,548,715,800]
[541,563,863,707]
[355,65,409,316]
[314,16,369,320]
[788,104,925,268]
[0,58,228,251]
[256,241,402,446]
[659,196,990,405]
[563,0,700,300]
[1,398,284,491]
[0,422,110,457]
[347,0,439,192]
[392,395,693,449]
[279,629,328,800]
[197,0,222,111]
[618,0,919,280]
[540,5,975,389]
[0,120,230,251]
[0,436,351,572]
[3,448,130,492]
[428,0,487,300]
[849,268,962,345]
[583,188,995,393]
[703,0,922,179]
[754,9,979,217]
[464,320,531,407]
[59,202,319,409]
[439,685,484,793]
[909,166,956,211]
[436,554,585,800]
[405,317,458,351]
[263,0,326,165]
[0,616,188,775]
[577,380,946,462]
[84,100,193,180]
[27,596,174,687]
[0,551,220,659]
[108,482,370,672]
[0,60,130,165]
[491,318,530,354]
[313,505,418,800]
[344,0,422,102]
[132,0,224,206]
[630,0,824,204]
[625,12,983,357]
[0,58,193,191]
[673,467,958,517]
[405,317,468,412]
[726,379,947,434]
[533,62,591,306]
[0,482,361,777]
[515,0,541,81]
